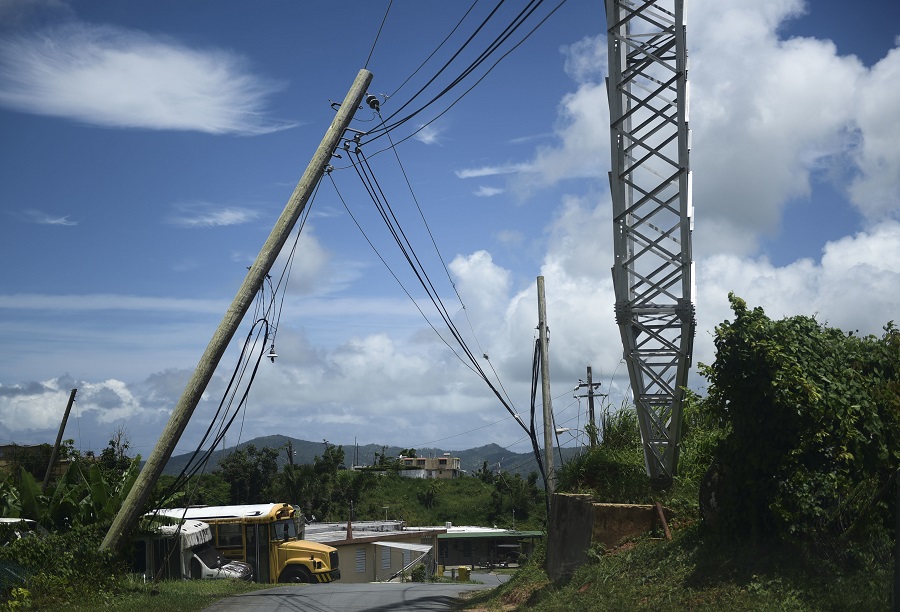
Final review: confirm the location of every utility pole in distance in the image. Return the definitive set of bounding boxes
[574,367,604,447]
[101,68,373,554]
[537,276,555,494]
[42,388,77,493]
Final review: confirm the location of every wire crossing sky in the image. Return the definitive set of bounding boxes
[1,0,899,460]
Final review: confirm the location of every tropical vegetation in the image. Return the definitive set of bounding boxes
[468,293,900,610]
[3,293,900,609]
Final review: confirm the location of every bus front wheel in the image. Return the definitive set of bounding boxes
[280,566,313,584]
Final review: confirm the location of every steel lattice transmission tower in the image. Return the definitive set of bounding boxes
[605,0,695,485]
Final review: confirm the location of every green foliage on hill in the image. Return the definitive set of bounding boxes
[10,294,898,609]
[473,294,900,610]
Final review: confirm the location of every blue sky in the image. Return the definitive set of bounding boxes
[1,0,899,463]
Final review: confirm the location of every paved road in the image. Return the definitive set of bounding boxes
[203,572,510,612]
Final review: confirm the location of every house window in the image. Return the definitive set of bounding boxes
[463,540,472,558]
[381,546,391,569]
[403,549,411,567]
[355,548,366,573]
[438,458,447,465]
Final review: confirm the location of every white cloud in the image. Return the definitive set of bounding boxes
[474,186,504,197]
[0,375,161,440]
[0,22,295,134]
[455,163,527,179]
[413,124,444,145]
[166,202,260,228]
[848,47,900,219]
[695,220,900,365]
[23,209,77,225]
[5,0,900,459]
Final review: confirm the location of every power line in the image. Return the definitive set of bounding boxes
[362,0,567,150]
[384,0,481,100]
[365,0,393,69]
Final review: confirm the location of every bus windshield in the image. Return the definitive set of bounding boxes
[270,518,299,542]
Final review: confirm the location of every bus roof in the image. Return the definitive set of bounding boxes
[155,520,212,549]
[158,503,292,522]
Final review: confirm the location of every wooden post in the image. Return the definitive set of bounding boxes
[537,276,555,493]
[101,68,373,553]
[587,366,597,447]
[42,388,77,493]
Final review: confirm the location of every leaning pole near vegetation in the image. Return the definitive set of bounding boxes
[606,0,695,486]
[101,69,373,553]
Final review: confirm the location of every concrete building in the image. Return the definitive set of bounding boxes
[398,454,461,479]
[304,520,446,583]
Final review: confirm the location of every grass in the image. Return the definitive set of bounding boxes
[458,525,892,611]
[23,576,270,612]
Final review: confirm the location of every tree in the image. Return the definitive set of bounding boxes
[216,444,279,504]
[700,294,900,542]
[98,427,133,479]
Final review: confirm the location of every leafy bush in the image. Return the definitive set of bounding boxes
[556,408,651,503]
[701,294,900,547]
[0,523,124,604]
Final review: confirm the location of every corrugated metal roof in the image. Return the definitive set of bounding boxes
[373,541,432,553]
[439,530,543,539]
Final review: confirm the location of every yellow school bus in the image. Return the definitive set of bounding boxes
[160,503,339,584]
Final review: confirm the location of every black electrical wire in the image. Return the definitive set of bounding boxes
[365,0,393,69]
[367,0,510,137]
[363,0,566,148]
[385,0,481,100]
[155,317,271,502]
[327,170,482,375]
[334,147,524,433]
[338,144,555,501]
[371,107,523,420]
[154,174,328,508]
[350,148,516,412]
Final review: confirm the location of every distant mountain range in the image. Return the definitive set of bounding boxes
[162,434,582,479]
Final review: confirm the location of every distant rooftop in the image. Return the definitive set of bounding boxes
[303,519,445,546]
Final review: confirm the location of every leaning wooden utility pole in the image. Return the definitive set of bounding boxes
[42,388,77,493]
[537,276,555,494]
[101,68,373,553]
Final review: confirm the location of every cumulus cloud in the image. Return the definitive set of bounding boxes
[0,22,295,134]
[0,375,164,447]
[694,220,900,364]
[4,0,900,458]
[848,47,900,219]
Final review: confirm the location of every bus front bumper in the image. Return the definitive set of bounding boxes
[316,568,341,583]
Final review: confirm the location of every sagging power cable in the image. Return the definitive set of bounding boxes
[363,0,566,149]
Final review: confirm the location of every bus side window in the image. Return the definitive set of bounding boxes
[216,523,242,547]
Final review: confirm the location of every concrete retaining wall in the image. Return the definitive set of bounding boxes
[545,493,668,582]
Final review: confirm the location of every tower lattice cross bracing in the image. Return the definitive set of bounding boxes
[606,0,695,485]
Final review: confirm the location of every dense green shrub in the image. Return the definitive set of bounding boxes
[555,409,652,503]
[701,294,900,547]
[0,523,124,603]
